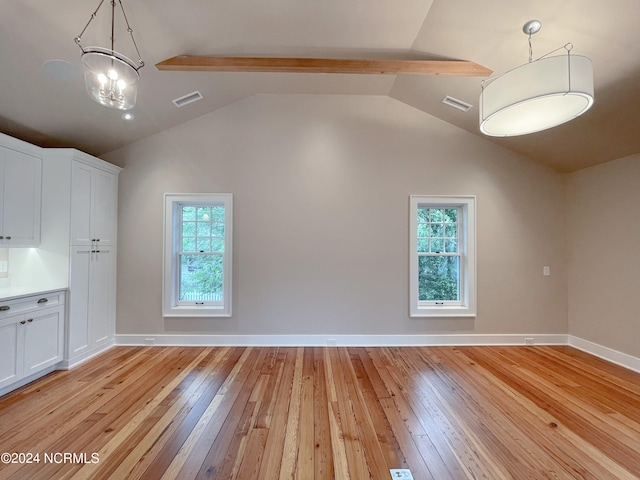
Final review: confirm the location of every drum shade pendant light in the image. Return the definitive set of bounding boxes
[75,0,144,110]
[479,20,594,137]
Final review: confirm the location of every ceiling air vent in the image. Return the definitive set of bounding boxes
[172,91,204,108]
[442,95,472,112]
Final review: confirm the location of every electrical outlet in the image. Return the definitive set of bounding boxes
[543,266,550,276]
[0,261,7,273]
[326,338,337,346]
[525,337,535,346]
[144,338,156,345]
[390,469,414,479]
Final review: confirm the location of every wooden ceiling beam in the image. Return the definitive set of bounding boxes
[155,56,492,76]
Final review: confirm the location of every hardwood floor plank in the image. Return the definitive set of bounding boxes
[142,347,244,479]
[418,347,603,479]
[1,345,639,480]
[69,347,215,480]
[312,347,334,480]
[257,348,297,479]
[177,347,263,479]
[110,347,231,480]
[296,347,315,478]
[348,349,404,470]
[279,347,304,480]
[2,347,193,480]
[235,428,268,479]
[344,349,403,477]
[462,346,640,478]
[328,347,370,479]
[322,348,351,479]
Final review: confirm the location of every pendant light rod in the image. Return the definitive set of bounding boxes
[523,20,542,63]
[110,0,115,53]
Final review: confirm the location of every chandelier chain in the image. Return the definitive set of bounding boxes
[75,0,106,49]
[117,0,144,68]
[74,0,144,69]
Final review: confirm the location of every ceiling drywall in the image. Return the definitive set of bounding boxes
[1,0,639,172]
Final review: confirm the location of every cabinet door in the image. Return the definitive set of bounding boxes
[68,246,115,359]
[70,162,117,246]
[0,319,24,389]
[0,147,42,246]
[23,307,64,375]
[68,246,92,358]
[90,246,115,346]
[91,168,117,245]
[70,162,93,245]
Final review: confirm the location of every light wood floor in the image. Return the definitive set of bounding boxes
[0,346,639,479]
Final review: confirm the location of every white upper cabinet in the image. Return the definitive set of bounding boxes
[70,160,118,246]
[0,144,42,247]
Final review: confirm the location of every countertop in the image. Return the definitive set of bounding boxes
[0,286,67,302]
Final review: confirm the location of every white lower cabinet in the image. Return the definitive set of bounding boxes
[0,321,21,389]
[0,291,65,392]
[67,246,115,366]
[23,308,65,376]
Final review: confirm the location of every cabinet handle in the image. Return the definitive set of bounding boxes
[0,305,10,311]
[27,318,33,323]
[5,236,10,240]
[20,320,26,325]
[37,298,48,304]
[0,236,3,239]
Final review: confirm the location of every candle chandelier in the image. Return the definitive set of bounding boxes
[75,0,145,110]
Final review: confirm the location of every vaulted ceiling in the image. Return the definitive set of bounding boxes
[1,0,639,172]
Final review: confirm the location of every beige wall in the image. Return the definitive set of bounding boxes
[104,94,567,337]
[567,153,640,358]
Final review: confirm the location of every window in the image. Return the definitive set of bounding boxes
[163,194,232,317]
[409,195,476,317]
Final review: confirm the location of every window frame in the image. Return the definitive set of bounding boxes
[409,195,476,317]
[163,193,233,317]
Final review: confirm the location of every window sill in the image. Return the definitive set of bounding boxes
[163,305,231,317]
[410,306,476,318]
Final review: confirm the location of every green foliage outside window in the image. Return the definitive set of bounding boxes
[418,256,459,301]
[180,254,223,301]
[417,207,460,301]
[179,205,226,302]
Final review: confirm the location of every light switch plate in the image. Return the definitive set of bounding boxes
[390,469,414,479]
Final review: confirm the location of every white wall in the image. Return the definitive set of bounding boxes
[567,153,640,359]
[104,94,567,337]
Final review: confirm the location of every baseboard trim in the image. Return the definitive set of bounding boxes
[0,365,59,397]
[59,342,116,370]
[115,334,640,372]
[568,335,640,374]
[115,333,568,347]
